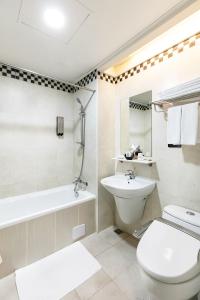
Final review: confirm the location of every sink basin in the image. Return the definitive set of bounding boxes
[101,175,156,224]
[101,175,155,199]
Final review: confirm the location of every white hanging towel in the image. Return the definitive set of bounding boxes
[181,102,200,145]
[167,106,182,145]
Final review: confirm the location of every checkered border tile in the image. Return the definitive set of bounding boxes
[97,71,117,84]
[129,102,151,110]
[74,70,98,92]
[99,31,200,85]
[1,31,199,92]
[0,64,75,93]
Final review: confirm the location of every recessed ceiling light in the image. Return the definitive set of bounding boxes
[44,8,65,30]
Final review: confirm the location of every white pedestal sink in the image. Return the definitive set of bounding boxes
[101,175,156,224]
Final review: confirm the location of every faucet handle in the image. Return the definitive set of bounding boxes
[125,169,135,179]
[125,169,134,175]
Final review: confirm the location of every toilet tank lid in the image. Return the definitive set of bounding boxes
[163,205,200,228]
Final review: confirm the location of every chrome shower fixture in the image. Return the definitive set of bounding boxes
[76,97,84,112]
[73,91,95,197]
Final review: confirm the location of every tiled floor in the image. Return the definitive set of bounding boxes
[62,227,140,300]
[0,227,198,300]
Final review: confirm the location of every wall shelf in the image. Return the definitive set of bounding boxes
[152,77,200,112]
[112,157,155,166]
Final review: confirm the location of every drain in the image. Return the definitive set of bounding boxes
[114,228,123,235]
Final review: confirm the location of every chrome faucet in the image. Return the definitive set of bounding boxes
[125,170,135,180]
[73,178,88,197]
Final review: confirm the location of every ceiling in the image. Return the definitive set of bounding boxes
[0,0,195,82]
[108,3,200,77]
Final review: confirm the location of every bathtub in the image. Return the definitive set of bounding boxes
[0,185,95,230]
[0,184,96,278]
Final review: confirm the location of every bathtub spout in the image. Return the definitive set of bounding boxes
[73,178,88,197]
[74,180,79,198]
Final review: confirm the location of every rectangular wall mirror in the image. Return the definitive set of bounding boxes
[120,90,152,157]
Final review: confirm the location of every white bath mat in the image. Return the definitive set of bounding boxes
[15,242,101,300]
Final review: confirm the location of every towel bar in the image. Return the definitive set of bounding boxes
[152,95,200,112]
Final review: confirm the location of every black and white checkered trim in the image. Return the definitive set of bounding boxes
[97,71,116,84]
[129,102,151,111]
[99,31,200,85]
[1,31,199,92]
[74,70,98,91]
[0,64,75,93]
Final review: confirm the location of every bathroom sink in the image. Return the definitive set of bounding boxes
[101,175,156,224]
[101,175,155,199]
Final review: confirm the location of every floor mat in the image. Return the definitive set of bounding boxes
[15,241,101,300]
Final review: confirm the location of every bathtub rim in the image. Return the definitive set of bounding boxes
[0,185,95,230]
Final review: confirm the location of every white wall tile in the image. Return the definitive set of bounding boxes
[97,79,116,231]
[0,224,27,278]
[78,200,96,236]
[55,206,78,250]
[27,213,55,264]
[0,77,74,198]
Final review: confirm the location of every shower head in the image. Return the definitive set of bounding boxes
[76,97,82,105]
[76,98,84,111]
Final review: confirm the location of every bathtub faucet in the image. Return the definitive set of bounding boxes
[73,178,88,197]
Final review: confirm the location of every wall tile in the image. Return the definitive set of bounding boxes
[97,79,116,231]
[0,76,74,198]
[0,63,75,93]
[78,200,96,236]
[0,224,27,278]
[27,213,55,264]
[0,273,19,300]
[98,184,115,232]
[56,207,78,250]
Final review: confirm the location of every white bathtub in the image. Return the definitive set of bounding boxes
[0,185,95,230]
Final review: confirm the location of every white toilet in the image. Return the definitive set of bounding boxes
[136,205,200,300]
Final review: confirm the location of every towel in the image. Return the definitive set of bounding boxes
[167,106,182,145]
[181,102,200,145]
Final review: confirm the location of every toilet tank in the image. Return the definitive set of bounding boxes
[162,205,200,235]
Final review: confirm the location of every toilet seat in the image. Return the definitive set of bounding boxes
[137,220,200,284]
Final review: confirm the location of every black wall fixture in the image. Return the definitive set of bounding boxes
[56,116,64,137]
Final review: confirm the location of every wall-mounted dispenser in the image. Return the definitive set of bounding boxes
[56,116,64,137]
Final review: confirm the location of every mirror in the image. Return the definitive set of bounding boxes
[120,91,152,157]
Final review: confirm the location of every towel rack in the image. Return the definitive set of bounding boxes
[152,93,200,112]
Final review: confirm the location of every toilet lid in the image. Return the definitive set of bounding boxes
[137,220,200,284]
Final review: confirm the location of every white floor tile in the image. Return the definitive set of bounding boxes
[0,227,152,300]
[114,264,153,300]
[81,233,111,257]
[99,227,128,246]
[96,244,131,279]
[61,290,81,300]
[114,237,138,265]
[89,281,129,300]
[76,270,111,300]
[0,274,19,300]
